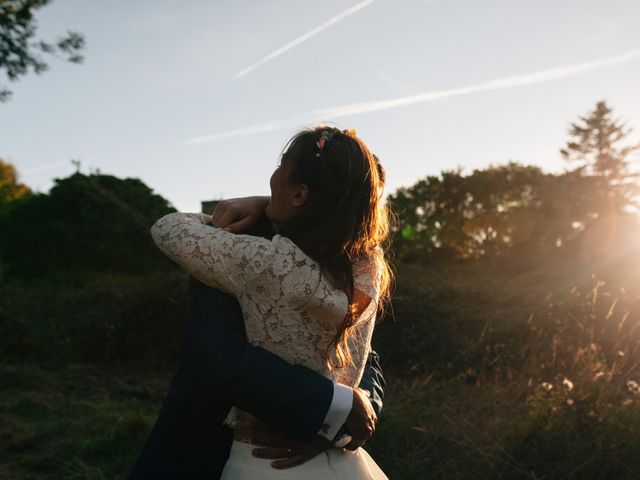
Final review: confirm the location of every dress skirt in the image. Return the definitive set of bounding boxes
[220,440,388,479]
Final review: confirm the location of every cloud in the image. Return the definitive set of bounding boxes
[189,49,640,144]
[233,0,375,80]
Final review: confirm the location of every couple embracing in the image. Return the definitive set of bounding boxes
[129,126,392,479]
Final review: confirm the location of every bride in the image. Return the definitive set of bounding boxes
[151,126,392,478]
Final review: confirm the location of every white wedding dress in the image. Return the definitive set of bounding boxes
[151,213,388,479]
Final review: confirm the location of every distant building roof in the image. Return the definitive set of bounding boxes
[201,200,219,214]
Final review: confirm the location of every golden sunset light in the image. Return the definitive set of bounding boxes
[2,1,640,479]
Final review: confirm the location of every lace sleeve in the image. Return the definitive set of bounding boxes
[150,212,279,296]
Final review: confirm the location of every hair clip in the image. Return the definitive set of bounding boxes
[316,130,335,158]
[343,128,357,137]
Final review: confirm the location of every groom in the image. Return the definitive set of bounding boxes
[128,216,385,479]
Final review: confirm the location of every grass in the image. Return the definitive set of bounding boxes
[2,251,640,478]
[365,253,640,479]
[0,363,170,480]
[367,373,640,479]
[4,361,640,479]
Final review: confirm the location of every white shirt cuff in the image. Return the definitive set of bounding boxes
[318,382,353,441]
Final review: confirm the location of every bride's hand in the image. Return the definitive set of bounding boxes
[210,196,269,233]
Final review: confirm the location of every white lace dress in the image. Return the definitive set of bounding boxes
[151,212,388,479]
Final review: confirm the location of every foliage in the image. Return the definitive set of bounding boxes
[561,101,640,217]
[0,0,84,101]
[561,101,640,181]
[0,158,31,206]
[0,272,186,363]
[389,102,640,262]
[0,172,177,278]
[388,164,601,261]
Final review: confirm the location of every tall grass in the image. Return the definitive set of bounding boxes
[367,259,640,479]
[2,255,640,478]
[0,362,170,479]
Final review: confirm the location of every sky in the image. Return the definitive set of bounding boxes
[2,0,640,211]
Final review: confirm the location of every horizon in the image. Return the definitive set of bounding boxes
[2,0,640,210]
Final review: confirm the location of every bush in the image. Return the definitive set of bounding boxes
[0,272,187,363]
[0,173,176,278]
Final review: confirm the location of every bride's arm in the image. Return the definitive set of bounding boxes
[151,211,323,312]
[150,211,278,296]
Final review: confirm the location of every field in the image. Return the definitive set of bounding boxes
[2,251,640,479]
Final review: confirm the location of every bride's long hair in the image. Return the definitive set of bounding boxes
[278,126,393,369]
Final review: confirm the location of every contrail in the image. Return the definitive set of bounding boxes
[189,49,640,144]
[233,0,375,80]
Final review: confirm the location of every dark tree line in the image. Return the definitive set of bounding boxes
[389,101,640,261]
[0,171,176,278]
[0,101,638,278]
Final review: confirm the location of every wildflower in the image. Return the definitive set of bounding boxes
[627,380,640,396]
[562,378,574,392]
[541,382,553,391]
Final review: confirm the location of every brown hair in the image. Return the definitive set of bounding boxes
[278,126,393,368]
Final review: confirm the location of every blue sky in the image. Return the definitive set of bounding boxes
[2,0,640,211]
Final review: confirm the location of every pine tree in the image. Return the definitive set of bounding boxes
[561,101,640,211]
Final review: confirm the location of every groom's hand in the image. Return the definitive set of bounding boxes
[344,387,378,450]
[210,196,270,233]
[251,429,332,469]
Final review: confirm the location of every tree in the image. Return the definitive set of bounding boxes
[388,102,640,264]
[388,164,561,260]
[561,101,640,212]
[387,163,611,262]
[0,172,176,278]
[0,0,84,102]
[0,158,31,206]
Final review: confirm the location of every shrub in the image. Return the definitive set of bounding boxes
[0,173,176,278]
[0,272,187,363]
